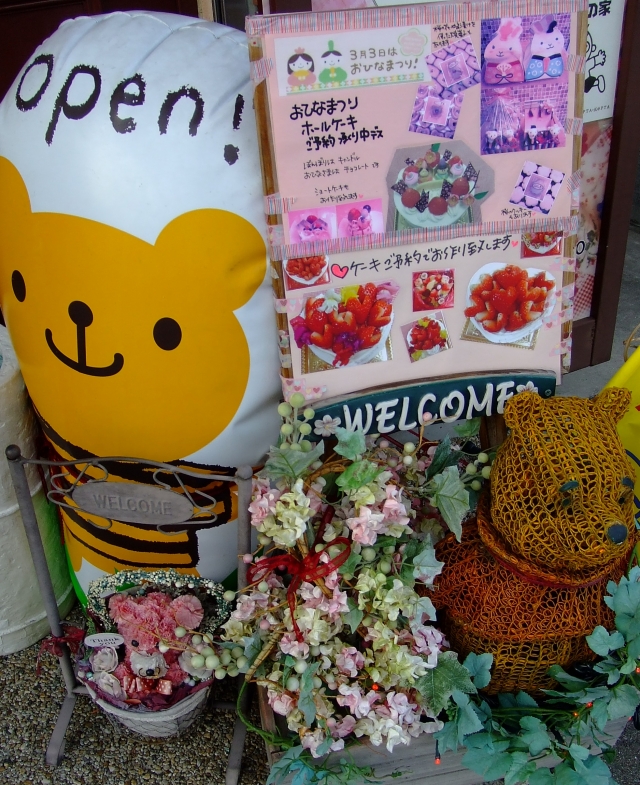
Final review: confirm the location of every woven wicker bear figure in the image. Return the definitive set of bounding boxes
[488,388,635,573]
[433,389,636,693]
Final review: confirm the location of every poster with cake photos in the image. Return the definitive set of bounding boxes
[247,0,583,403]
[274,231,566,403]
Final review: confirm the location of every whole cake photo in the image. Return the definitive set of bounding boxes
[386,141,493,231]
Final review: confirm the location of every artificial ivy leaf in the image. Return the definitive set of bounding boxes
[451,690,484,740]
[291,763,314,785]
[266,746,306,785]
[553,762,586,785]
[575,687,611,704]
[519,715,551,756]
[515,691,539,708]
[528,769,555,785]
[569,744,590,761]
[585,626,625,657]
[593,658,621,685]
[548,665,590,692]
[627,634,640,661]
[620,657,638,674]
[334,427,366,461]
[434,720,459,753]
[338,549,362,577]
[453,418,482,438]
[425,436,461,480]
[479,699,493,716]
[461,748,514,780]
[606,576,640,617]
[428,465,469,541]
[415,650,475,715]
[336,459,381,491]
[606,669,621,686]
[464,731,511,754]
[402,539,421,562]
[617,608,640,640]
[607,683,640,720]
[242,632,264,669]
[297,662,320,727]
[504,752,537,785]
[498,693,518,708]
[344,598,364,634]
[263,441,324,484]
[578,753,617,785]
[589,698,610,732]
[413,594,437,623]
[412,545,445,584]
[463,652,493,690]
[314,736,334,758]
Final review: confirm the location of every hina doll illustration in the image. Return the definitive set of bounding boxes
[319,41,348,84]
[287,49,316,87]
[525,16,567,80]
[483,18,525,85]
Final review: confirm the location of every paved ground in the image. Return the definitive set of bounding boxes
[2,233,639,784]
[0,607,270,785]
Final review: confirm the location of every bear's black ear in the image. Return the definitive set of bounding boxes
[503,390,543,430]
[594,387,631,424]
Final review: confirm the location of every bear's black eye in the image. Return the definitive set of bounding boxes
[11,270,26,302]
[153,318,182,351]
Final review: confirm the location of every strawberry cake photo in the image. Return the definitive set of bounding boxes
[290,282,398,369]
[386,142,493,232]
[403,313,450,362]
[464,262,556,343]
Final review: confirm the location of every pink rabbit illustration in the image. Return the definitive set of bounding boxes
[483,18,525,85]
[525,16,567,80]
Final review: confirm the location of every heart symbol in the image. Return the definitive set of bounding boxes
[331,264,349,279]
[511,240,519,247]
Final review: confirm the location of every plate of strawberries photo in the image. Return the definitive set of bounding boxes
[284,255,329,286]
[291,282,397,368]
[405,314,450,361]
[521,231,562,256]
[464,263,556,343]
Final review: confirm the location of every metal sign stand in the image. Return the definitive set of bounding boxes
[5,444,254,785]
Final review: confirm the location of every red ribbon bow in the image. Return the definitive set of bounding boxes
[248,507,351,642]
[36,624,85,675]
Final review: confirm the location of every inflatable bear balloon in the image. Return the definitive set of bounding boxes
[0,12,281,597]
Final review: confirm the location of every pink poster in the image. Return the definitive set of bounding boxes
[248,1,582,402]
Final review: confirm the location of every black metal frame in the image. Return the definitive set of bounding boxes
[5,444,253,785]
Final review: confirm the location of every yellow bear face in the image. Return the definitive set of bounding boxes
[490,389,636,572]
[0,157,266,461]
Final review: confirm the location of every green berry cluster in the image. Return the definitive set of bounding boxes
[464,451,493,491]
[278,393,316,453]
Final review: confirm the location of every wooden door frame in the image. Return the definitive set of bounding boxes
[570,0,640,370]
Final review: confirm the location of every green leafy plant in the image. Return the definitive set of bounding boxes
[435,563,640,785]
[232,393,640,785]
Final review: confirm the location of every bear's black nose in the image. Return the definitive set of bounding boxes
[146,668,155,676]
[607,524,628,544]
[68,300,94,328]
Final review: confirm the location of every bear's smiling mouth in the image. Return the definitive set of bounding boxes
[45,300,124,377]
